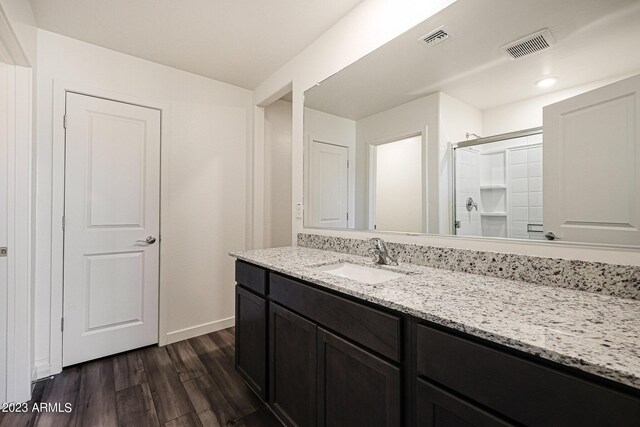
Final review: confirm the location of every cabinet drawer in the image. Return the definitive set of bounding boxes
[270,273,401,362]
[417,378,511,427]
[236,260,267,295]
[416,325,640,426]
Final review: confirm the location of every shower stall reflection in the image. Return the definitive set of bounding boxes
[453,130,543,239]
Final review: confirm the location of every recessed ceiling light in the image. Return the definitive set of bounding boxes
[536,77,557,88]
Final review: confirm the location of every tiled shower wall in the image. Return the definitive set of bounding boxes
[509,139,543,240]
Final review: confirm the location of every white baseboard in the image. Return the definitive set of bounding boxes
[165,316,236,345]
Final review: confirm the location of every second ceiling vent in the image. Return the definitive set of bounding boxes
[502,29,556,59]
[418,26,451,47]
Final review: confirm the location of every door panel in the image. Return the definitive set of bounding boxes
[309,141,348,228]
[84,252,144,331]
[544,73,640,245]
[63,93,161,366]
[269,303,317,427]
[417,379,512,427]
[318,328,400,427]
[87,114,147,226]
[235,285,267,399]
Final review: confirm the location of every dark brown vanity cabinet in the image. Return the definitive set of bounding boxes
[269,303,318,427]
[235,262,268,400]
[318,328,401,427]
[416,379,512,427]
[235,260,640,427]
[416,325,640,427]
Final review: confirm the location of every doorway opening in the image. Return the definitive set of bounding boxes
[262,91,293,247]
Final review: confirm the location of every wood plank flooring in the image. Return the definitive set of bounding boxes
[0,328,281,427]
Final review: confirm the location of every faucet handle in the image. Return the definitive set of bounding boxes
[370,237,383,249]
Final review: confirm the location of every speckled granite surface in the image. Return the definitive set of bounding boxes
[230,246,640,389]
[298,233,640,300]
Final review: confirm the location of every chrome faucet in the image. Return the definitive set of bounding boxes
[369,238,398,266]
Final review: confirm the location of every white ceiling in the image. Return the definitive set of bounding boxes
[305,0,640,120]
[29,0,363,89]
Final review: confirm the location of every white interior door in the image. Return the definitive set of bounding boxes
[309,140,349,228]
[63,93,161,366]
[543,73,640,245]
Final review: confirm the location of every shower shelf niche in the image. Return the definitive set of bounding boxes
[480,185,507,190]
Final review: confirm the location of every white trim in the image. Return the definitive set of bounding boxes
[0,65,33,401]
[0,27,33,402]
[252,81,293,249]
[49,80,171,376]
[165,317,236,344]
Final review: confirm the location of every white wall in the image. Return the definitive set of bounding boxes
[374,136,423,232]
[35,30,252,377]
[264,99,293,247]
[304,107,356,228]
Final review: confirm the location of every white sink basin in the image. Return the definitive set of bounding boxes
[313,262,405,284]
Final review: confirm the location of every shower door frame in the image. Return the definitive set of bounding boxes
[450,126,543,236]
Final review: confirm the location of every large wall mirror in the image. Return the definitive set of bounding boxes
[303,0,640,247]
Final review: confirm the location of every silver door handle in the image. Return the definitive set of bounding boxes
[136,236,157,244]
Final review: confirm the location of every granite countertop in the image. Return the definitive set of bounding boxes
[230,246,640,390]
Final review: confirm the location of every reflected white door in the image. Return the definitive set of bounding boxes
[63,93,161,366]
[309,141,349,228]
[544,73,640,245]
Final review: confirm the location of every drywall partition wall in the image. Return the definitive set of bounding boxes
[304,107,356,228]
[355,93,438,231]
[264,99,293,247]
[35,30,252,377]
[438,92,482,234]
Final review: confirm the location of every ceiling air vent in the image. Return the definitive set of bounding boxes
[418,26,451,47]
[502,29,556,59]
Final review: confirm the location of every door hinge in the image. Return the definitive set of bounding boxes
[61,318,64,331]
[62,216,66,230]
[346,212,349,221]
[63,115,67,129]
[347,160,350,168]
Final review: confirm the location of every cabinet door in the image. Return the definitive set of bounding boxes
[270,303,317,427]
[417,379,512,427]
[318,328,401,427]
[235,285,267,400]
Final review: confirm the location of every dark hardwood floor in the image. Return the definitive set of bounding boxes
[0,327,282,427]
